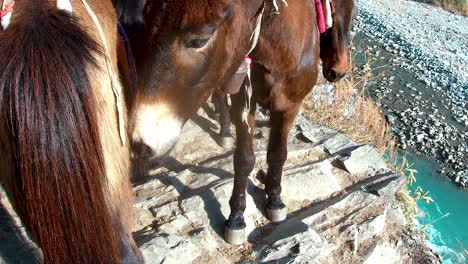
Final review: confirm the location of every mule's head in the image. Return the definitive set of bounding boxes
[320,0,357,82]
[130,0,262,159]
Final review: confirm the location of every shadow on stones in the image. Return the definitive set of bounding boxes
[247,172,397,244]
[133,149,273,240]
[134,231,169,248]
[137,155,231,238]
[201,103,218,121]
[191,114,220,146]
[236,256,295,264]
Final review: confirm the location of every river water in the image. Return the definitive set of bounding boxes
[406,154,467,264]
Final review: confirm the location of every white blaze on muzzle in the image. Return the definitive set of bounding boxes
[131,104,183,158]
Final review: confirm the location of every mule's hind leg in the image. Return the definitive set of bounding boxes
[224,88,256,245]
[264,106,301,222]
[212,90,234,149]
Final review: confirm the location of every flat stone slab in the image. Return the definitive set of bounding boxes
[337,144,388,174]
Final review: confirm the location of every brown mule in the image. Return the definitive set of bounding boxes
[128,0,356,244]
[212,0,357,149]
[0,0,143,262]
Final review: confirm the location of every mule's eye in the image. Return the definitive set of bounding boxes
[187,38,210,49]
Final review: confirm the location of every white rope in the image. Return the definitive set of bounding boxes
[81,0,126,145]
[241,58,253,133]
[241,4,265,133]
[247,6,264,56]
[241,0,290,132]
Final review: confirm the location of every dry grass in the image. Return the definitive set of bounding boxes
[432,0,467,15]
[303,63,396,156]
[415,0,468,15]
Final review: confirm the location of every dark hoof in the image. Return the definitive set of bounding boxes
[224,225,246,245]
[217,136,234,149]
[267,207,287,223]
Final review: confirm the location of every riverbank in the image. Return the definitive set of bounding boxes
[406,153,467,263]
[353,0,468,188]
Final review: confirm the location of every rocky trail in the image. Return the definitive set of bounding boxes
[119,107,442,263]
[2,0,463,262]
[352,0,468,187]
[127,105,442,264]
[0,103,439,263]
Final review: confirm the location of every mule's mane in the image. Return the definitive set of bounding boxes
[0,1,120,263]
[112,0,145,25]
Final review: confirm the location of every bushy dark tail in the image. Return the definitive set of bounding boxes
[0,2,120,263]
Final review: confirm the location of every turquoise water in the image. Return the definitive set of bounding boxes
[406,154,468,264]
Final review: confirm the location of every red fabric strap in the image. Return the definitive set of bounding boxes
[245,56,253,70]
[314,0,326,33]
[1,1,14,19]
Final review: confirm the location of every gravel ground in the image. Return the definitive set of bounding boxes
[352,0,468,187]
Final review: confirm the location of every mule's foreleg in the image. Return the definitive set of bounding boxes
[224,88,256,245]
[265,106,301,222]
[212,89,233,149]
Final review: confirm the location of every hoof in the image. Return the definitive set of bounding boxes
[267,207,287,223]
[224,226,246,245]
[217,136,234,149]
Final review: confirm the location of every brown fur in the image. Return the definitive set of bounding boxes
[0,0,142,263]
[126,0,356,239]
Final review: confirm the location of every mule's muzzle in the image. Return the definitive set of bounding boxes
[132,141,156,160]
[131,129,179,161]
[324,68,346,82]
[130,104,182,160]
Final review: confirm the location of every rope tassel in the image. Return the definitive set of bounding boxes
[241,57,253,134]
